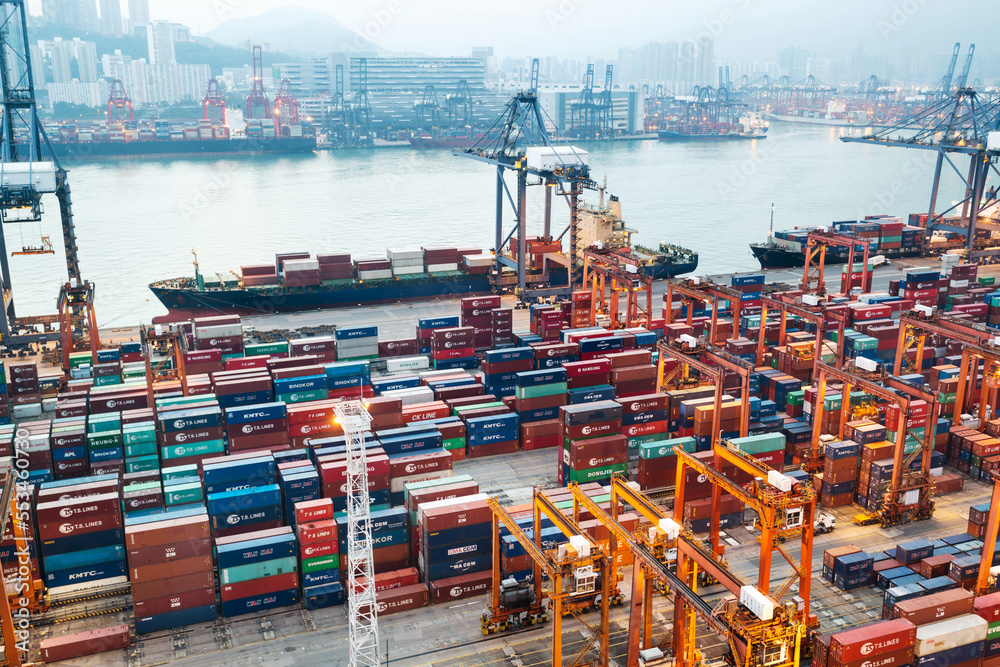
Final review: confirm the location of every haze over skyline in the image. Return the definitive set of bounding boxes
[30,0,993,61]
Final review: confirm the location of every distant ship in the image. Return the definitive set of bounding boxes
[44,119,317,160]
[658,112,768,141]
[409,130,484,149]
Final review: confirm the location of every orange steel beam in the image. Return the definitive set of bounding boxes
[894,313,993,378]
[757,295,831,376]
[977,473,1000,596]
[664,279,744,346]
[954,344,1000,426]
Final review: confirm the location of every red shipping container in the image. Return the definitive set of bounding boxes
[430,570,492,603]
[300,540,338,560]
[126,538,212,568]
[131,570,216,601]
[296,520,337,545]
[562,420,621,440]
[421,499,490,532]
[132,587,216,617]
[353,567,421,593]
[130,555,214,584]
[359,583,429,616]
[38,512,121,542]
[35,492,119,525]
[829,619,916,665]
[388,450,452,479]
[220,572,299,602]
[295,499,334,525]
[124,515,211,550]
[40,625,130,663]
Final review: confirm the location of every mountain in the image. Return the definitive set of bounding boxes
[208,7,381,57]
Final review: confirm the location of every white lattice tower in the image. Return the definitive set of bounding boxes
[334,400,380,667]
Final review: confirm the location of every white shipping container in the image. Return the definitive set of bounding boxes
[427,263,459,273]
[381,387,435,406]
[42,397,57,412]
[739,586,775,621]
[12,403,42,419]
[898,489,919,506]
[195,323,242,339]
[416,493,489,523]
[337,347,378,359]
[358,270,393,280]
[283,259,320,272]
[858,292,890,304]
[950,279,969,288]
[335,338,377,352]
[390,258,424,268]
[390,470,454,494]
[385,356,430,373]
[393,266,424,276]
[914,615,988,656]
[525,145,588,171]
[386,248,423,261]
[462,254,494,268]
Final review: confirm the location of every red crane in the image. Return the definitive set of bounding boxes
[203,79,227,126]
[272,77,300,136]
[107,79,134,125]
[245,45,270,120]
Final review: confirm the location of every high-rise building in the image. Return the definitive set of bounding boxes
[73,39,98,82]
[28,45,47,87]
[127,0,149,27]
[99,0,122,35]
[143,21,176,65]
[696,36,714,85]
[79,0,100,32]
[50,40,74,83]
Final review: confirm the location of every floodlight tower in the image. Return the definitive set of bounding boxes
[334,400,380,667]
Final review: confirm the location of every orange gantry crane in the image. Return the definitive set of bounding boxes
[140,323,189,405]
[949,342,1000,426]
[892,310,993,378]
[655,337,758,444]
[581,249,653,329]
[569,477,809,667]
[484,492,612,667]
[811,361,937,527]
[663,278,746,346]
[801,231,872,296]
[756,294,845,374]
[977,472,1000,596]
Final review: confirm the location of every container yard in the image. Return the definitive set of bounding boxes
[0,4,997,665]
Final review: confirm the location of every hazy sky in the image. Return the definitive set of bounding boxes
[40,1,998,60]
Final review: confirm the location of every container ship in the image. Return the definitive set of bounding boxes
[43,118,317,160]
[658,112,767,141]
[409,129,484,149]
[150,193,697,316]
[750,217,926,268]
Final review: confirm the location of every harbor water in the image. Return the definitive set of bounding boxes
[3,123,964,327]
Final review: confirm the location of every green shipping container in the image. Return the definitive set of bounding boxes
[277,389,329,404]
[979,276,996,286]
[453,402,503,415]
[987,621,1000,640]
[162,464,199,481]
[787,391,805,406]
[87,432,122,449]
[155,394,216,409]
[937,392,956,405]
[729,433,786,454]
[125,455,159,473]
[566,463,628,484]
[123,427,157,446]
[628,433,669,448]
[165,482,204,506]
[123,480,160,493]
[854,337,879,351]
[124,440,157,458]
[443,438,466,451]
[639,436,697,460]
[93,375,122,387]
[161,439,225,460]
[301,553,340,574]
[245,341,288,356]
[220,556,298,585]
[515,383,568,400]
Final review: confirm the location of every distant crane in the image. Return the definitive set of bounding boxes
[933,42,962,101]
[272,77,300,136]
[245,44,271,120]
[328,64,352,147]
[107,79,134,125]
[457,57,595,301]
[413,85,440,131]
[570,64,599,139]
[445,80,473,128]
[203,79,227,126]
[597,65,614,135]
[352,58,373,147]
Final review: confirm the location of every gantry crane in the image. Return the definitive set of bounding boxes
[662,277,745,346]
[570,477,809,667]
[976,472,1000,596]
[811,361,936,527]
[140,323,188,404]
[445,80,473,129]
[892,309,993,378]
[203,79,228,126]
[353,58,374,147]
[842,44,1000,258]
[484,492,612,667]
[582,248,653,329]
[457,58,595,301]
[952,341,1000,426]
[756,295,840,377]
[801,231,872,296]
[0,0,96,363]
[245,44,271,120]
[335,401,381,667]
[413,85,440,131]
[656,337,757,442]
[272,77,300,136]
[107,79,134,125]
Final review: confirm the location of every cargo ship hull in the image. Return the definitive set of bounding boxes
[48,136,317,160]
[750,243,923,269]
[150,274,495,315]
[640,257,699,279]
